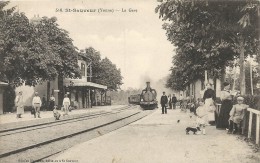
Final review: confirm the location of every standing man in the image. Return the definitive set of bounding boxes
[160,92,168,114]
[171,94,177,109]
[15,91,24,118]
[32,92,42,118]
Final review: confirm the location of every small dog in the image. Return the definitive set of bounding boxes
[186,127,200,135]
[53,106,61,120]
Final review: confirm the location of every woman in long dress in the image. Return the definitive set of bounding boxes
[62,94,70,116]
[15,91,24,118]
[49,94,55,111]
[203,83,216,125]
[216,82,233,129]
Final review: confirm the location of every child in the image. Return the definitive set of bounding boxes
[196,98,207,135]
[228,96,248,134]
[188,100,196,118]
[53,105,61,120]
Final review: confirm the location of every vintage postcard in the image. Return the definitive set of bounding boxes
[0,0,260,163]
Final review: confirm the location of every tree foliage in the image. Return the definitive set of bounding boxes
[0,2,80,86]
[82,47,123,91]
[35,17,80,79]
[156,0,260,93]
[97,57,123,90]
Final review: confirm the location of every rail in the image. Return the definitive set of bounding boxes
[247,108,260,145]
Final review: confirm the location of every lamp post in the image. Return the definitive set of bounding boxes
[83,57,92,108]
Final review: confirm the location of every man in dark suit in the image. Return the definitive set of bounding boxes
[171,94,177,109]
[160,92,168,114]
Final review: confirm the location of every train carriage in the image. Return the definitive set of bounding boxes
[128,94,141,105]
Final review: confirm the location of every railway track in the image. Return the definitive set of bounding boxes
[0,105,153,163]
[0,105,131,136]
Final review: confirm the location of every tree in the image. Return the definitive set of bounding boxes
[82,47,123,90]
[96,57,123,90]
[156,0,260,94]
[0,3,80,87]
[34,16,81,104]
[0,1,81,109]
[35,17,80,79]
[84,47,102,82]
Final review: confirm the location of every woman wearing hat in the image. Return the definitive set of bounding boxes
[216,82,233,129]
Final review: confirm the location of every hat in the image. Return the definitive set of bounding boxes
[237,97,244,101]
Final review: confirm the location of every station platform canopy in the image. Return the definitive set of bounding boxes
[64,79,107,90]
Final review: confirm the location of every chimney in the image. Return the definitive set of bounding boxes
[146,82,151,89]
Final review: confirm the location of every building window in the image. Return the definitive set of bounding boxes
[81,63,86,77]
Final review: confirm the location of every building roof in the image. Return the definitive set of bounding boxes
[63,80,107,90]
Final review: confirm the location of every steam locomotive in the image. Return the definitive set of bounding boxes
[140,82,157,109]
[128,82,157,109]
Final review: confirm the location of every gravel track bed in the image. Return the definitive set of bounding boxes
[0,109,154,163]
[0,110,123,137]
[0,106,130,132]
[0,109,138,157]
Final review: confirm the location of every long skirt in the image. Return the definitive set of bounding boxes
[17,105,24,115]
[216,99,233,129]
[205,98,216,122]
[49,101,55,111]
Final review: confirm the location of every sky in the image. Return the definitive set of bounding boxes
[8,0,174,90]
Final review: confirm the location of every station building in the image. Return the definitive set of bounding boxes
[16,52,108,110]
[175,73,222,101]
[12,15,109,110]
[0,82,8,114]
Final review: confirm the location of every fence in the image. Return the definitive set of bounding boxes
[247,108,260,145]
[216,104,260,145]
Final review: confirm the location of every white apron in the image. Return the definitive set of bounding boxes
[205,98,216,121]
[16,96,24,114]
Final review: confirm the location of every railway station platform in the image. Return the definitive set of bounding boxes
[0,105,126,125]
[53,108,260,163]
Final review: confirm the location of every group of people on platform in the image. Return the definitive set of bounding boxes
[160,92,178,114]
[15,91,71,119]
[160,82,248,135]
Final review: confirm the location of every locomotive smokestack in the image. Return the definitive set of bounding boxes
[146,81,151,89]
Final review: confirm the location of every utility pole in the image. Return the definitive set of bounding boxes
[250,57,254,95]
